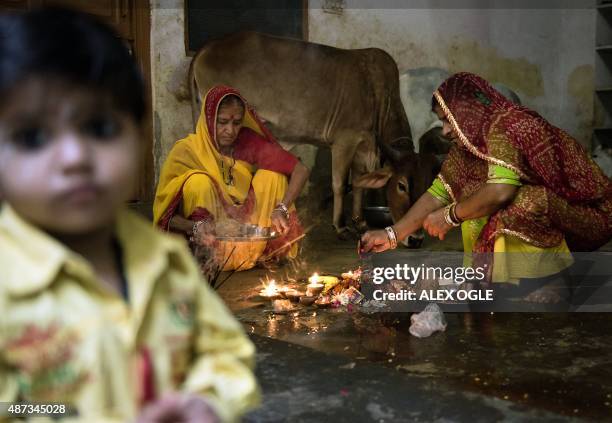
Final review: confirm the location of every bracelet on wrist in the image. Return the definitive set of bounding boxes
[191,218,213,241]
[384,226,398,249]
[273,202,289,219]
[450,203,462,225]
[443,203,461,227]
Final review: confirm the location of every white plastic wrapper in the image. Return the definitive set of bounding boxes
[409,303,447,338]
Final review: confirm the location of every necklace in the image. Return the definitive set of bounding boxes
[220,150,235,186]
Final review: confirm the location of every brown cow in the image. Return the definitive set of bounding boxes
[189,32,413,238]
[354,137,439,248]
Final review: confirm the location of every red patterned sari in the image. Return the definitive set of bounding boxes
[433,72,611,253]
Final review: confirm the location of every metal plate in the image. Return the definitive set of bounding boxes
[214,233,279,242]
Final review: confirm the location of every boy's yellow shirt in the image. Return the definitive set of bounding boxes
[0,205,260,422]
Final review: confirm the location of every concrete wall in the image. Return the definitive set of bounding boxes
[150,1,598,185]
[150,1,193,185]
[309,1,596,147]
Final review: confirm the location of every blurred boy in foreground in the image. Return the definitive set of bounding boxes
[0,8,259,422]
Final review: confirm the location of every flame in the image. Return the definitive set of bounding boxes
[260,279,278,296]
[308,272,320,285]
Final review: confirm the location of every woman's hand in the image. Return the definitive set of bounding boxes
[136,393,220,423]
[271,209,289,234]
[360,230,392,253]
[422,208,452,240]
[192,220,216,247]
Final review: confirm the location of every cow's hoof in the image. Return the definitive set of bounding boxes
[405,235,424,249]
[335,227,356,241]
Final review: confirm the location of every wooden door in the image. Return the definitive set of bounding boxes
[0,0,154,203]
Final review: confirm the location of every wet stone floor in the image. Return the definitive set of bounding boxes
[217,224,612,422]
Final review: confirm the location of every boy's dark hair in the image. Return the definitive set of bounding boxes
[0,7,145,123]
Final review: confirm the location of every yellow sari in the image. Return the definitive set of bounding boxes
[153,86,300,271]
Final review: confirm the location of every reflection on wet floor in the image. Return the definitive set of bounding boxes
[238,306,612,420]
[219,223,612,420]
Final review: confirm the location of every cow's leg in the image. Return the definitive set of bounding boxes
[350,136,377,234]
[330,133,361,240]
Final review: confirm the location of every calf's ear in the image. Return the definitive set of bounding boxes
[353,168,393,189]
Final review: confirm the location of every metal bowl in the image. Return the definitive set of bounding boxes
[216,224,278,242]
[362,206,393,228]
[244,224,273,237]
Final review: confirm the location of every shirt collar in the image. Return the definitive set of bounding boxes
[1,204,71,297]
[0,204,185,301]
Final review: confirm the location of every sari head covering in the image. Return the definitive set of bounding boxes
[153,85,277,229]
[433,72,611,252]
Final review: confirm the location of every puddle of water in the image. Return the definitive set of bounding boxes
[238,305,612,420]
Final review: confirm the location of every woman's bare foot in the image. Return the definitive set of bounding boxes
[523,280,568,304]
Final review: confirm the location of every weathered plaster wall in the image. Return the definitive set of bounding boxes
[150,1,193,186]
[308,2,596,147]
[150,1,599,184]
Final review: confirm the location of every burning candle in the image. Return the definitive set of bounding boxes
[259,279,280,298]
[306,273,324,296]
[306,273,339,296]
[308,273,320,284]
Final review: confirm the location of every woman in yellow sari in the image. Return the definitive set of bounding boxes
[153,85,309,271]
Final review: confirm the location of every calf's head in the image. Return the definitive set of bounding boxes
[354,142,440,247]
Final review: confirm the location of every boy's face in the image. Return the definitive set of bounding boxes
[0,77,140,235]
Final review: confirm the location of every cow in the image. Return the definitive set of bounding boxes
[189,31,417,239]
[353,139,439,248]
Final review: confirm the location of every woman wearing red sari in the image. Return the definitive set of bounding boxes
[153,85,309,271]
[362,72,611,302]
